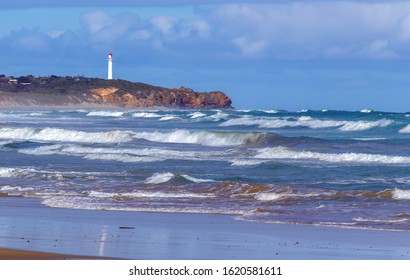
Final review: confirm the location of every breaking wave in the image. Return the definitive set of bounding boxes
[132,129,268,146]
[392,189,410,200]
[0,127,134,143]
[229,159,269,166]
[220,116,393,131]
[132,112,161,118]
[254,193,283,201]
[399,124,410,134]
[19,144,224,163]
[145,172,214,184]
[0,167,34,178]
[88,190,211,199]
[189,112,206,119]
[254,147,410,164]
[86,111,125,117]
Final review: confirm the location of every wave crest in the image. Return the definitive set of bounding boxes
[220,116,393,131]
[254,147,410,164]
[0,127,134,143]
[132,129,268,146]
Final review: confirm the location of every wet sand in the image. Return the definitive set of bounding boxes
[1,196,410,260]
[0,248,109,260]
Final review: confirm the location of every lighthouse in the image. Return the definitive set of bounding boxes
[107,52,113,80]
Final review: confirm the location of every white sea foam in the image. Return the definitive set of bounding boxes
[180,175,214,183]
[41,197,245,214]
[132,112,161,118]
[88,190,210,199]
[189,112,206,119]
[0,127,134,143]
[0,168,19,177]
[220,116,393,131]
[132,129,264,146]
[360,109,373,113]
[144,172,213,184]
[207,111,230,121]
[0,185,35,192]
[339,119,392,131]
[399,124,410,133]
[352,138,387,141]
[86,111,124,117]
[19,144,221,163]
[159,116,180,121]
[145,172,175,184]
[353,217,410,223]
[392,189,410,200]
[254,193,283,201]
[26,112,46,117]
[229,159,269,166]
[20,145,164,162]
[254,147,410,164]
[84,154,162,163]
[0,167,34,178]
[262,110,279,114]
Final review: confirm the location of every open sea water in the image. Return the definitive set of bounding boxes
[2,108,410,231]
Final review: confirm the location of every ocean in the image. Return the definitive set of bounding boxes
[2,108,410,231]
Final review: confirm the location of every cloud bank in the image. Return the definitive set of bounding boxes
[2,2,410,63]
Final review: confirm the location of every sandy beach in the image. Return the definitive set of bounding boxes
[1,196,410,260]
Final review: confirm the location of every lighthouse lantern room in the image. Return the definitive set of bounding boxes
[107,52,113,80]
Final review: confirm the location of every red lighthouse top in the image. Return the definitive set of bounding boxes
[108,52,112,57]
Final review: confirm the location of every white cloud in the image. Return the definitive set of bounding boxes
[232,36,267,56]
[211,2,410,58]
[81,11,112,33]
[5,2,410,61]
[151,16,179,35]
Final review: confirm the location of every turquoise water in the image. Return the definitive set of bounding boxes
[2,108,410,231]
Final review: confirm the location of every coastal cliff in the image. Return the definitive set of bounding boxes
[0,75,233,109]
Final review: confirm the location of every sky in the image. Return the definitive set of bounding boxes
[3,1,410,111]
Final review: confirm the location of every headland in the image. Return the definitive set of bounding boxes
[0,75,232,109]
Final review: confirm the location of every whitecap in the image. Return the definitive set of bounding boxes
[132,129,265,146]
[132,112,161,118]
[189,112,207,119]
[20,144,221,162]
[0,185,36,192]
[229,159,269,166]
[392,189,410,200]
[86,111,124,117]
[254,193,283,201]
[0,167,34,178]
[263,110,279,114]
[254,147,410,164]
[399,124,410,133]
[88,190,210,199]
[0,127,134,143]
[159,116,180,121]
[84,154,162,163]
[360,109,373,113]
[339,119,392,131]
[145,172,175,184]
[220,116,393,131]
[181,175,214,183]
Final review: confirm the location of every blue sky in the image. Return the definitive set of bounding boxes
[2,1,410,111]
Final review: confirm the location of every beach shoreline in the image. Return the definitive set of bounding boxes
[1,196,410,260]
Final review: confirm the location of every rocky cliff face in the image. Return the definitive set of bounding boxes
[90,87,232,109]
[0,75,233,109]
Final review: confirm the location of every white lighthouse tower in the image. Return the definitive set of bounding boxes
[107,52,113,80]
